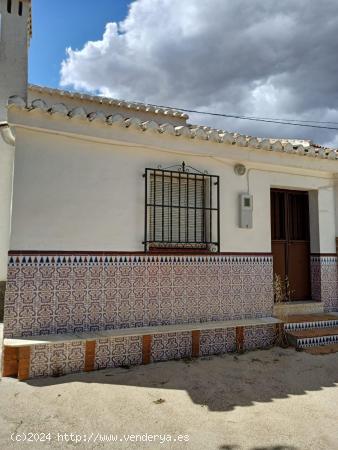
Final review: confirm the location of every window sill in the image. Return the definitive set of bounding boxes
[147,246,216,255]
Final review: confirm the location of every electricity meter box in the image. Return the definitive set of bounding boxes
[239,194,253,228]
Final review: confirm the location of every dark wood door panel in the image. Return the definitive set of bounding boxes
[272,241,286,281]
[287,192,310,241]
[288,242,311,300]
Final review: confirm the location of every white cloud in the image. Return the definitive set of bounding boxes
[60,0,338,146]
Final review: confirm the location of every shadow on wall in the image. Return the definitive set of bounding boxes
[26,347,338,413]
[0,281,5,321]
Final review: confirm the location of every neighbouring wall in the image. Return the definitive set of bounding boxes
[3,253,274,338]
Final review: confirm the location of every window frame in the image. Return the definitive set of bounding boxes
[143,163,220,253]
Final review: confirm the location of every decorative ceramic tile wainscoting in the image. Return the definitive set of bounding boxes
[2,252,278,379]
[3,253,274,339]
[94,335,143,370]
[3,322,278,380]
[30,341,86,378]
[311,256,338,311]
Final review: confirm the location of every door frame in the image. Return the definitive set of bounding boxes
[271,188,312,302]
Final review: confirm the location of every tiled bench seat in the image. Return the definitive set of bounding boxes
[2,317,281,380]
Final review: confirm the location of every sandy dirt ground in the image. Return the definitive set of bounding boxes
[1,331,338,449]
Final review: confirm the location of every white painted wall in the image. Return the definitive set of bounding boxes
[317,186,336,253]
[9,121,338,254]
[0,142,14,278]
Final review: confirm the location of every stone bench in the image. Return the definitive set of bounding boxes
[2,317,281,380]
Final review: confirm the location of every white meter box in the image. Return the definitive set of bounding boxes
[239,194,253,228]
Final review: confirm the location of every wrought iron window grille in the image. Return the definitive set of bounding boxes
[143,161,220,252]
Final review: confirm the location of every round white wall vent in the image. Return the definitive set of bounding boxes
[234,164,246,176]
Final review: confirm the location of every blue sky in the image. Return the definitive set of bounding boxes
[29,0,131,88]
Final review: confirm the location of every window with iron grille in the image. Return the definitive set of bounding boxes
[143,162,220,252]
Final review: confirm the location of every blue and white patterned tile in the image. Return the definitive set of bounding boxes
[95,336,142,369]
[151,332,192,362]
[29,341,85,378]
[244,325,276,351]
[200,328,236,356]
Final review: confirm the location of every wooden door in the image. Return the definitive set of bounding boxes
[271,189,311,301]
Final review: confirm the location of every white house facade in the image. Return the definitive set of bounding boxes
[2,0,338,379]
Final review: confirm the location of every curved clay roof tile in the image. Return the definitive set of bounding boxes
[271,141,283,152]
[49,103,68,115]
[141,120,159,132]
[175,126,191,137]
[30,99,48,111]
[159,123,175,135]
[69,107,87,119]
[106,114,124,125]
